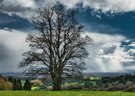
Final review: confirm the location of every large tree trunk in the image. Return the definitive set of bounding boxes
[52,77,62,91]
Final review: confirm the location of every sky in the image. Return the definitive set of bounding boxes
[0,0,135,73]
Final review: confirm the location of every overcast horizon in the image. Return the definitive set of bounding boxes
[0,0,135,73]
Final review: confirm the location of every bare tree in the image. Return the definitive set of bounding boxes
[19,3,92,91]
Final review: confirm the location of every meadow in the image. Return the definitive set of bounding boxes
[1,91,135,96]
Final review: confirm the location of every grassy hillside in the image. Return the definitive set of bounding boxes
[1,91,135,96]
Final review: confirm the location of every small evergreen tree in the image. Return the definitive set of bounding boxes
[13,79,17,90]
[16,79,22,90]
[8,76,14,83]
[23,79,31,90]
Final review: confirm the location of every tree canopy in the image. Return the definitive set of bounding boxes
[19,3,92,91]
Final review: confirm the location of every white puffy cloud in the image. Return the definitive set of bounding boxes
[1,0,135,18]
[83,0,135,13]
[84,32,127,72]
[0,0,37,18]
[0,0,134,22]
[2,0,36,8]
[84,31,135,73]
[57,0,135,13]
[6,0,134,13]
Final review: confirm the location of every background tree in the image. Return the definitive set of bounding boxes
[8,76,14,83]
[23,79,31,90]
[16,79,22,90]
[0,77,6,90]
[13,79,17,90]
[19,2,92,91]
[0,76,13,90]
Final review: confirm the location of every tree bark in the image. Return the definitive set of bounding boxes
[52,77,62,91]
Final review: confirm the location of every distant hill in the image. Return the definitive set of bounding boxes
[88,72,127,77]
[85,71,135,77]
[0,72,27,78]
[1,71,135,78]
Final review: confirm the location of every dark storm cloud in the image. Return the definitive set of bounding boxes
[0,0,134,35]
[0,0,41,30]
[0,43,11,60]
[0,29,28,72]
[76,6,135,38]
[0,43,16,72]
[0,12,32,30]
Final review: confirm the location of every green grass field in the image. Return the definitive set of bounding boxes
[0,91,135,96]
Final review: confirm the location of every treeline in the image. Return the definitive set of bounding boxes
[0,75,31,90]
[90,74,135,91]
[101,74,135,84]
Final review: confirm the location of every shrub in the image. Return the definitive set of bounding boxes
[0,78,6,90]
[124,85,135,92]
[115,83,124,90]
[4,82,13,90]
[0,77,13,90]
[31,79,43,86]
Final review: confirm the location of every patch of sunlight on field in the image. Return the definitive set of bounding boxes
[0,91,135,96]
